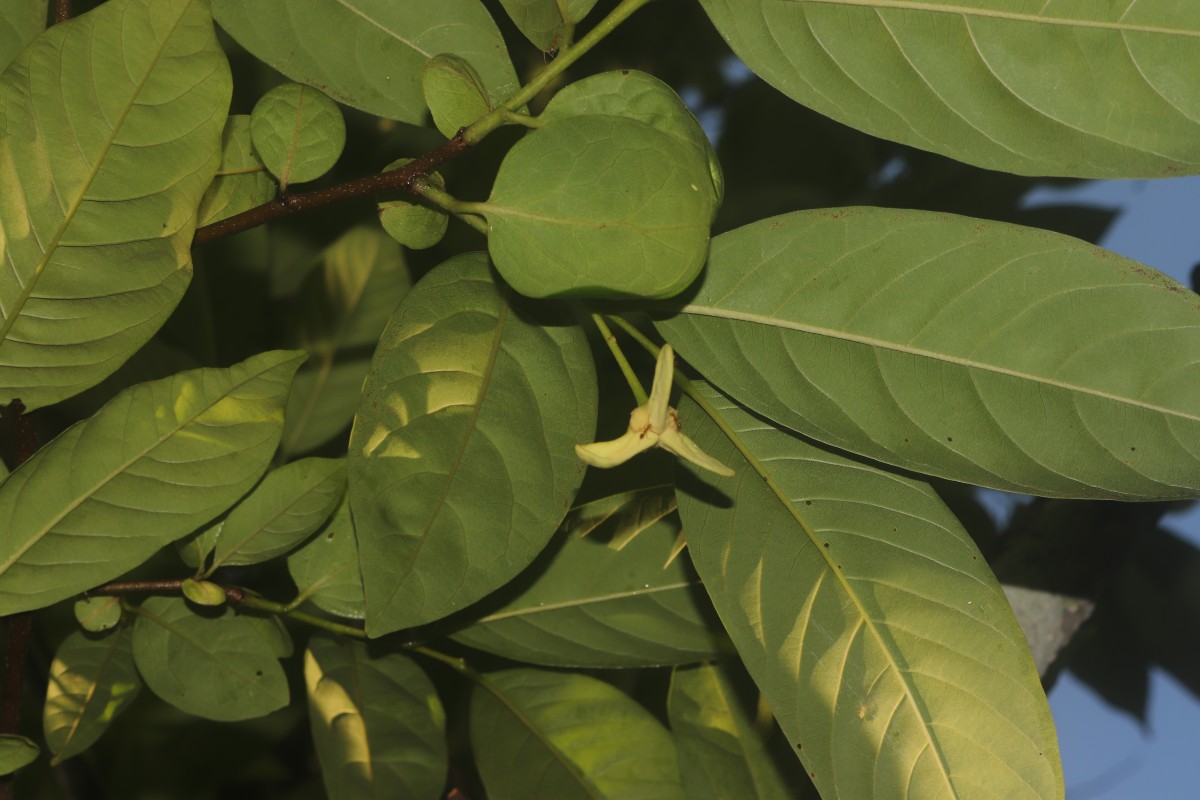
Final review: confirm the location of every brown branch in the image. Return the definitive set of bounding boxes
[53,0,72,24]
[89,579,185,596]
[193,131,472,246]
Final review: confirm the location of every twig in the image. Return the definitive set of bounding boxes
[53,0,71,24]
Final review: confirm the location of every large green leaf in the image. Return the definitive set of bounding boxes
[212,0,519,124]
[348,253,596,635]
[471,668,686,800]
[0,1,45,71]
[669,662,807,800]
[0,350,304,615]
[305,636,447,800]
[287,496,365,620]
[131,596,289,721]
[656,208,1200,500]
[451,489,727,667]
[282,226,412,459]
[0,0,231,409]
[43,628,142,764]
[674,383,1062,800]
[699,1,1200,178]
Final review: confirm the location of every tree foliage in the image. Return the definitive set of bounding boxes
[1,0,1196,797]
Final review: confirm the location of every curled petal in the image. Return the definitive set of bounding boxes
[659,429,735,477]
[574,430,657,469]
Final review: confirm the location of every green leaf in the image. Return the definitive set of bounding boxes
[348,253,596,634]
[699,0,1200,178]
[131,596,289,721]
[0,0,45,72]
[541,70,722,207]
[377,159,449,251]
[0,0,231,410]
[212,0,519,125]
[472,668,686,799]
[283,226,413,459]
[0,350,304,615]
[497,0,599,51]
[287,496,365,620]
[181,578,227,607]
[674,383,1063,800]
[656,208,1200,500]
[668,662,802,800]
[74,597,122,633]
[451,490,728,668]
[305,636,447,800]
[0,735,38,776]
[203,457,346,574]
[422,54,492,138]
[483,115,714,299]
[250,82,345,190]
[197,115,276,227]
[44,628,141,764]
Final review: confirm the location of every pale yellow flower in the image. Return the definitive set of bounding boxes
[575,345,734,477]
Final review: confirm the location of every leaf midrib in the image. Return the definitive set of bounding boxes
[682,303,1200,423]
[789,0,1200,37]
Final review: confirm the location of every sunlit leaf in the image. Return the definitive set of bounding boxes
[483,115,714,300]
[0,0,231,409]
[0,0,45,72]
[699,0,1200,177]
[674,383,1063,800]
[44,628,141,764]
[213,0,519,124]
[471,668,686,799]
[348,253,596,634]
[306,636,446,800]
[657,208,1200,500]
[250,82,345,190]
[197,115,275,227]
[131,596,289,721]
[0,351,304,615]
[287,496,365,620]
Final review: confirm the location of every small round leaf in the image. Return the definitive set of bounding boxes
[181,578,226,607]
[377,158,449,250]
[250,82,346,189]
[422,54,492,138]
[484,115,714,299]
[74,596,122,633]
[0,735,38,776]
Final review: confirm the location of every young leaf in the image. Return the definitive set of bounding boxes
[0,350,304,615]
[471,668,686,799]
[131,596,289,722]
[674,383,1063,800]
[377,159,450,250]
[0,0,232,410]
[203,457,346,574]
[73,597,122,633]
[699,0,1200,178]
[287,497,365,621]
[283,226,413,458]
[305,636,447,800]
[348,253,597,635]
[250,82,345,190]
[497,0,600,51]
[422,54,492,138]
[483,115,714,299]
[451,498,728,668]
[0,736,38,776]
[0,0,45,72]
[657,208,1200,500]
[197,115,276,227]
[213,0,519,124]
[44,628,141,764]
[669,662,806,800]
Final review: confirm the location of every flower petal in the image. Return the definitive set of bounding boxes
[575,431,657,469]
[647,344,674,432]
[659,429,735,477]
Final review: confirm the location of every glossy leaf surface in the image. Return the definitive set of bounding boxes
[485,115,714,299]
[204,457,346,573]
[197,115,275,227]
[699,0,1200,177]
[451,494,726,667]
[471,668,686,799]
[44,629,141,764]
[657,208,1200,500]
[287,496,365,620]
[305,636,446,800]
[498,0,599,51]
[674,384,1063,800]
[213,0,519,124]
[348,253,596,634]
[0,351,303,615]
[0,0,231,409]
[250,82,345,189]
[132,596,289,721]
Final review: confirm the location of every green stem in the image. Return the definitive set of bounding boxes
[414,181,489,235]
[233,593,369,640]
[590,313,648,405]
[463,0,655,143]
